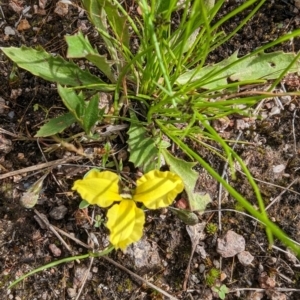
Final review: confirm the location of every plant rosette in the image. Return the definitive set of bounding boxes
[72,169,184,250]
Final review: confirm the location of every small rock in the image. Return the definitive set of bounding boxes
[213,259,220,269]
[191,274,200,283]
[4,26,15,36]
[49,205,68,220]
[280,95,291,105]
[269,106,281,116]
[10,88,22,100]
[8,111,15,119]
[258,272,276,289]
[220,272,227,281]
[266,290,286,300]
[266,257,277,265]
[49,244,61,257]
[0,134,12,154]
[196,244,207,259]
[125,238,161,275]
[67,288,77,298]
[217,230,245,258]
[289,103,296,111]
[235,119,250,130]
[199,264,206,273]
[284,248,299,264]
[54,2,69,16]
[17,19,31,31]
[247,291,264,300]
[272,164,285,174]
[201,289,213,300]
[73,265,91,287]
[237,251,254,266]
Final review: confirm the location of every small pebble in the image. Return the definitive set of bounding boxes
[247,291,264,300]
[49,205,68,220]
[49,244,61,257]
[8,111,15,119]
[266,290,286,300]
[199,264,206,273]
[258,271,276,288]
[272,164,285,173]
[67,288,77,298]
[237,251,254,266]
[217,230,245,258]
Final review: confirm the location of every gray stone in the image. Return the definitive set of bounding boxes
[237,251,254,266]
[49,205,68,220]
[217,230,245,258]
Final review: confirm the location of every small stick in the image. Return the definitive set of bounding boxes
[265,178,298,211]
[34,209,76,259]
[74,256,94,300]
[102,256,179,300]
[0,156,83,179]
[51,224,91,249]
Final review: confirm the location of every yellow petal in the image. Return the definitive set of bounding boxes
[106,200,145,250]
[134,170,184,209]
[72,170,122,207]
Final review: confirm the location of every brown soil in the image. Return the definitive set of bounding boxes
[0,1,300,300]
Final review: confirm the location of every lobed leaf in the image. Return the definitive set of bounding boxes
[127,112,159,172]
[177,51,300,89]
[162,149,211,212]
[66,32,116,82]
[1,46,105,87]
[57,85,85,122]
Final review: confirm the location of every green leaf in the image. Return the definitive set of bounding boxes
[127,113,160,173]
[86,53,116,83]
[102,0,130,49]
[79,200,90,209]
[66,32,116,82]
[162,149,211,212]
[82,0,104,34]
[81,0,119,64]
[35,112,76,137]
[177,51,300,89]
[84,94,99,134]
[155,0,176,14]
[169,207,199,225]
[57,85,85,122]
[1,46,105,87]
[65,31,96,57]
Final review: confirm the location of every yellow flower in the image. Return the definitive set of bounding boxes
[72,169,184,250]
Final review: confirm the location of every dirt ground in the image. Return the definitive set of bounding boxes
[1,0,300,299]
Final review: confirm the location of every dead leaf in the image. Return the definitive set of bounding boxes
[39,0,47,9]
[33,5,46,15]
[17,19,31,31]
[186,222,206,247]
[54,1,69,16]
[9,0,24,14]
